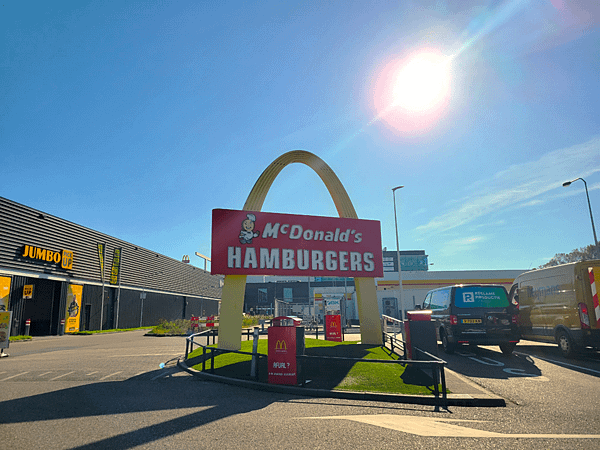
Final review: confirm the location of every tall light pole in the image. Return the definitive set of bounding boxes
[563,178,598,255]
[392,185,405,322]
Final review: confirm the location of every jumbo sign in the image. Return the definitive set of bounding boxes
[22,245,74,270]
[211,209,383,278]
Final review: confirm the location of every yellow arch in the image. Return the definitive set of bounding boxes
[217,150,382,349]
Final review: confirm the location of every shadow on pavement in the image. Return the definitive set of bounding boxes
[0,370,276,450]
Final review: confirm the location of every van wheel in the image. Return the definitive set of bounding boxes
[557,330,576,358]
[441,329,455,354]
[499,342,516,355]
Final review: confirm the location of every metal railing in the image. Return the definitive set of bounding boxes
[184,322,448,411]
[381,322,448,411]
[382,314,403,336]
[185,327,258,358]
[184,328,267,381]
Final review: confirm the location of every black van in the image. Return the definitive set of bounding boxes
[422,284,520,355]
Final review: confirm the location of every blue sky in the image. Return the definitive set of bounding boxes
[2,1,599,272]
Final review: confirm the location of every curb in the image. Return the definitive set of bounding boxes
[177,359,505,408]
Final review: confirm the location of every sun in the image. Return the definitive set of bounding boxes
[392,51,451,112]
[371,49,452,136]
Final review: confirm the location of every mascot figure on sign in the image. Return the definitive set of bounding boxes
[239,213,260,244]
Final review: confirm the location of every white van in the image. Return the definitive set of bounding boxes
[509,260,600,357]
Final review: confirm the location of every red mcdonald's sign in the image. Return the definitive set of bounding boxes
[211,209,383,278]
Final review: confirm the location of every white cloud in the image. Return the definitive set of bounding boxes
[439,235,487,257]
[415,137,600,236]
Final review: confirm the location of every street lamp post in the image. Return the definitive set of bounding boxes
[392,185,405,323]
[563,178,598,255]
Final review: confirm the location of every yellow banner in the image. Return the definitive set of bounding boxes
[65,284,83,333]
[110,248,122,285]
[0,311,11,348]
[98,243,105,282]
[0,277,10,312]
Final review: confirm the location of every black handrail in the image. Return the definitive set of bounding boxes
[185,328,267,381]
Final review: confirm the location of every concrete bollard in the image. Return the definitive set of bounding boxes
[59,319,65,336]
[25,318,31,336]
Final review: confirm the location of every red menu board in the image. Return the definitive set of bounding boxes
[268,326,297,385]
[325,314,342,342]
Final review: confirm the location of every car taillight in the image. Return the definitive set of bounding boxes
[579,303,591,329]
[450,315,458,325]
[512,315,518,324]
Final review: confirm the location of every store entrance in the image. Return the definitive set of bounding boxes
[22,279,62,336]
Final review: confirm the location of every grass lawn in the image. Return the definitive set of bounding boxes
[188,338,445,396]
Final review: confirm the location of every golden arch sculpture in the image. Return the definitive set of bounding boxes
[217,150,383,350]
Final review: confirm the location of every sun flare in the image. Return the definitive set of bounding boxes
[392,52,451,112]
[371,49,453,136]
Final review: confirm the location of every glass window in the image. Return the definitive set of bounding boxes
[258,288,267,303]
[283,288,293,303]
[430,289,450,310]
[455,286,508,308]
[422,294,431,309]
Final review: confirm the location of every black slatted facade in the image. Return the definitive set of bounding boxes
[0,197,221,336]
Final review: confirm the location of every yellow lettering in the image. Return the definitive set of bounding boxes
[36,248,47,260]
[53,252,61,264]
[61,251,73,269]
[22,245,29,257]
[46,250,54,262]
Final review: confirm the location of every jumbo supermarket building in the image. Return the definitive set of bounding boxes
[0,197,222,336]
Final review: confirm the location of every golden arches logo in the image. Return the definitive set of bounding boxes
[330,321,337,328]
[275,340,287,351]
[218,150,382,350]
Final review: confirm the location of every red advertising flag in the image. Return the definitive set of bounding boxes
[268,326,297,385]
[325,314,342,342]
[211,209,383,277]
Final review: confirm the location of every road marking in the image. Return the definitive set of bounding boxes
[39,371,53,377]
[305,415,600,438]
[0,372,29,381]
[515,352,600,376]
[49,371,75,381]
[86,371,98,376]
[502,368,540,377]
[100,371,122,380]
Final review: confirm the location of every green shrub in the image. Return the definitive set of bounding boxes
[151,319,191,335]
[242,314,272,328]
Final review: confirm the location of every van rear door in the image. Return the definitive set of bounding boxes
[453,286,516,342]
[585,264,600,330]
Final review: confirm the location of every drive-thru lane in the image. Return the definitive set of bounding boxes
[439,341,600,408]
